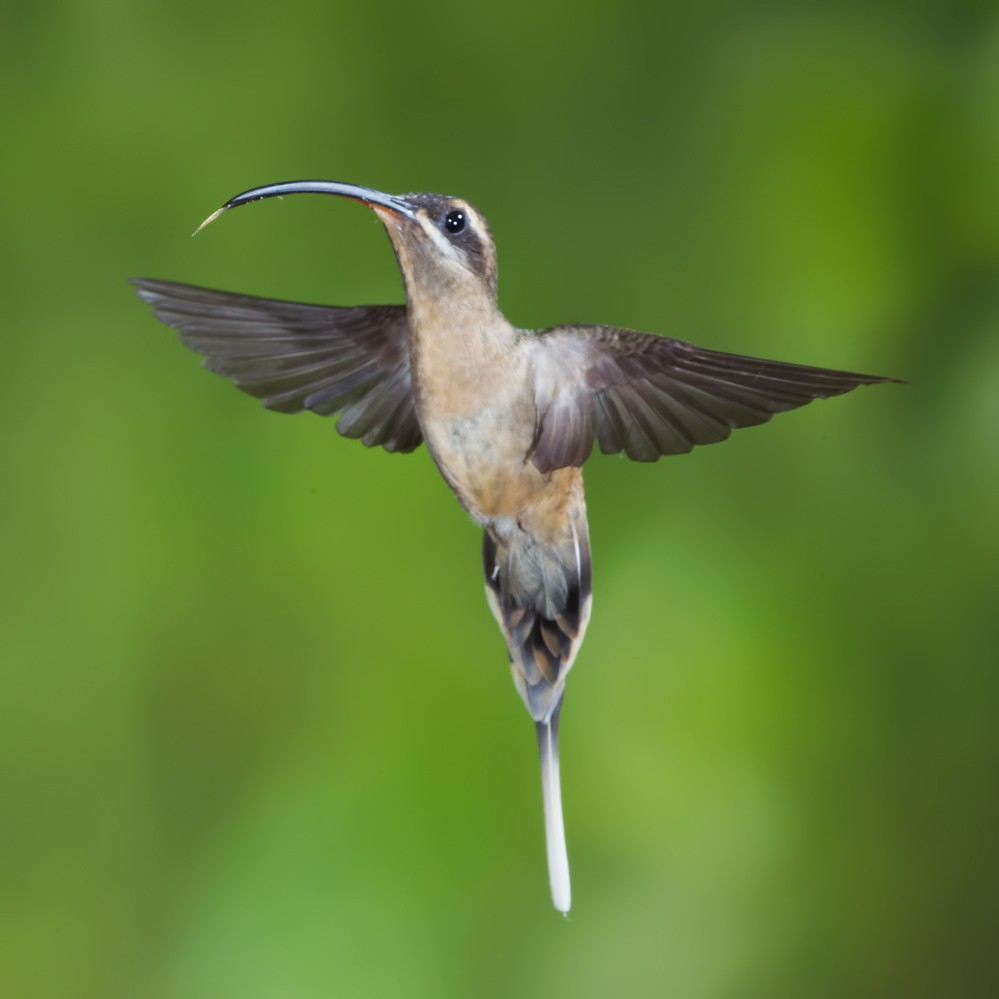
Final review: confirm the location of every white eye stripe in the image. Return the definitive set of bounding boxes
[419,216,463,261]
[417,202,484,263]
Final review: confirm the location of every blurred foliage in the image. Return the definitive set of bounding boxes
[1,1,997,997]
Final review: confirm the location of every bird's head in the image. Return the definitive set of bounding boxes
[195,180,499,305]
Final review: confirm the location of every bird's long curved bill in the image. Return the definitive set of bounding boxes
[538,710,571,914]
[193,180,416,234]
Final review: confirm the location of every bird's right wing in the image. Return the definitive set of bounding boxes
[527,324,901,471]
[132,277,423,453]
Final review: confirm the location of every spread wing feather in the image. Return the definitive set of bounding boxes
[132,277,422,453]
[529,325,901,471]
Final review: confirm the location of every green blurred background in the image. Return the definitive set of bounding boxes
[2,1,997,996]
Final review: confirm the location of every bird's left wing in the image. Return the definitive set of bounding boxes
[132,277,422,453]
[527,324,901,472]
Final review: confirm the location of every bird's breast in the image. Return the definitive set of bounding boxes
[407,312,574,534]
[419,391,541,526]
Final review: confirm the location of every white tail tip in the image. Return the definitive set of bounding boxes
[537,714,571,913]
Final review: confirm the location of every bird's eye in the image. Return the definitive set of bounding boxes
[444,209,466,234]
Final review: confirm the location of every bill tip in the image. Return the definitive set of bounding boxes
[192,205,228,236]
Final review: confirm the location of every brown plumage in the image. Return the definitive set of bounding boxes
[133,179,902,913]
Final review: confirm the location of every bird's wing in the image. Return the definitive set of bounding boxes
[132,277,422,453]
[527,324,901,471]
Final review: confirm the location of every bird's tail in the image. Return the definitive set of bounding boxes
[537,699,570,913]
[482,503,590,913]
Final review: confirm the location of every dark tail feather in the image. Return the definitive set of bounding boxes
[482,519,592,721]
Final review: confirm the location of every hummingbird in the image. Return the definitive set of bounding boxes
[133,179,901,913]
